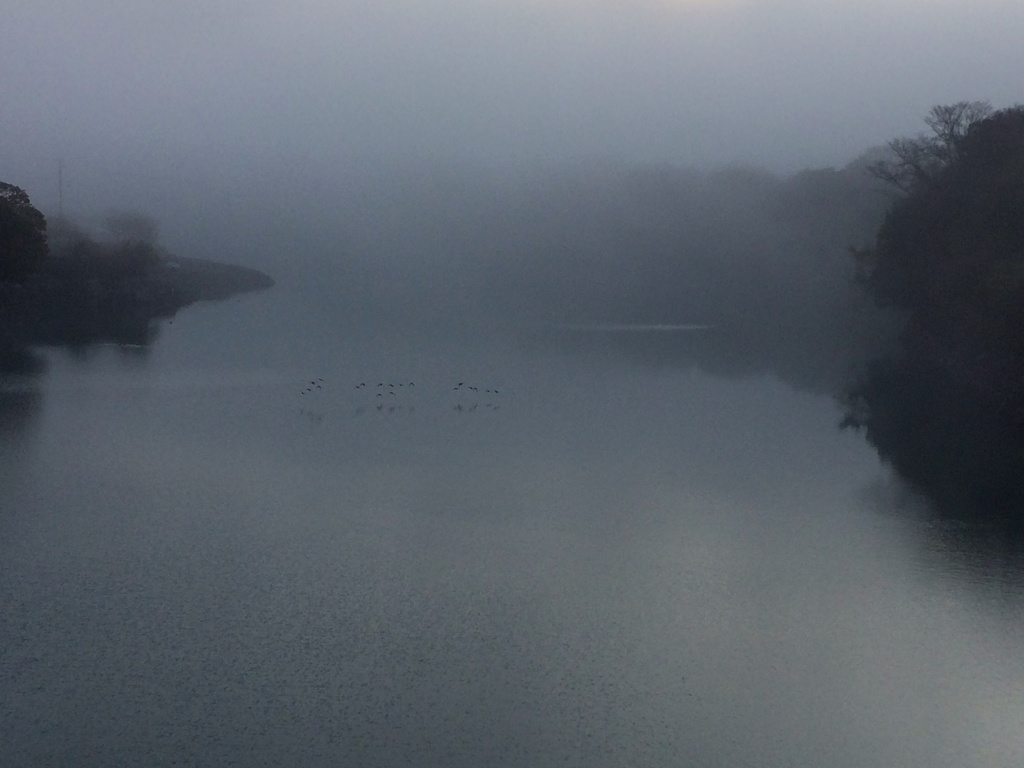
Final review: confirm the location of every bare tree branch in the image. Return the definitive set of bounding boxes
[867,101,993,193]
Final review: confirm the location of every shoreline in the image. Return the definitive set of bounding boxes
[0,252,274,353]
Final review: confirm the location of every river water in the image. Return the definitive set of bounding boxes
[2,282,1024,767]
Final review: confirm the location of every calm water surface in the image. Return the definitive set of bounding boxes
[3,287,1024,767]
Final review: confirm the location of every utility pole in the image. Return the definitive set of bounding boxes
[57,158,64,218]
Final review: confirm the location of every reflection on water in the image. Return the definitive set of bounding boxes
[859,476,1024,620]
[2,299,1023,767]
[0,343,47,377]
[0,386,42,441]
[0,344,45,444]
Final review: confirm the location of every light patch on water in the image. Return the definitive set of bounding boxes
[552,323,716,331]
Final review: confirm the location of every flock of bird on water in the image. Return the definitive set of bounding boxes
[298,378,504,421]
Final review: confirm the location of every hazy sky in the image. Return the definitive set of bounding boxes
[2,0,1022,186]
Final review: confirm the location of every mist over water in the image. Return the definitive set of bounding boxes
[3,256,1024,765]
[5,0,1024,762]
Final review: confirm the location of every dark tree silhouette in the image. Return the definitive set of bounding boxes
[866,101,993,193]
[0,182,48,282]
[847,104,1024,517]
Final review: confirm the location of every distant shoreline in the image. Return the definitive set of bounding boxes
[154,254,275,303]
[0,252,274,353]
[550,323,716,332]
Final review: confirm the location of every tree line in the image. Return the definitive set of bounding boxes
[4,103,1024,520]
[844,102,1024,517]
[1,190,271,359]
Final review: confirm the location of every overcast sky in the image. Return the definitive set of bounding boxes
[2,0,1022,195]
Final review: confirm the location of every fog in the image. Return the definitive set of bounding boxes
[5,0,1021,301]
[4,1,1021,354]
[6,6,1024,762]
[5,0,1024,181]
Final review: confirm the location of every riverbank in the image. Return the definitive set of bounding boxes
[0,250,273,350]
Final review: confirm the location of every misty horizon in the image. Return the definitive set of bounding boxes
[4,2,1024,765]
[5,0,1023,202]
